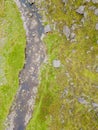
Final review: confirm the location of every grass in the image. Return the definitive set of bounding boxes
[0,0,26,129]
[27,0,98,130]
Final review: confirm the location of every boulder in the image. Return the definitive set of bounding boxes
[76,6,85,14]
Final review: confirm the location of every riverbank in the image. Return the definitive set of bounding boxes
[5,0,45,129]
[0,0,26,129]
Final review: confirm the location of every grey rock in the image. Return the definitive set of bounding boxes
[95,66,98,72]
[76,6,85,14]
[81,18,85,24]
[53,60,61,68]
[71,24,77,31]
[78,97,88,105]
[92,103,98,108]
[44,25,51,33]
[28,0,35,4]
[95,23,98,30]
[63,25,71,40]
[92,0,98,3]
[89,6,96,10]
[62,0,68,5]
[94,9,98,16]
[84,12,87,18]
[70,32,76,39]
[97,40,98,44]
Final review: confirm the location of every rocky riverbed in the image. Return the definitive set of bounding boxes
[5,0,45,129]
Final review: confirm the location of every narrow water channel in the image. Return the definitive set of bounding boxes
[6,0,45,129]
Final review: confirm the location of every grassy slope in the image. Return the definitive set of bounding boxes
[0,0,26,129]
[27,0,98,130]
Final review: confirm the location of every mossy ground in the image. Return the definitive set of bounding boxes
[27,0,98,130]
[0,0,26,129]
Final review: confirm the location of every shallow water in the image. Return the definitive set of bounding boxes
[6,0,45,129]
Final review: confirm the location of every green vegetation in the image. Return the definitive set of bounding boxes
[0,0,26,129]
[27,0,98,130]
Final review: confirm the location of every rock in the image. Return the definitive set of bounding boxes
[95,66,98,72]
[94,9,98,16]
[89,6,96,10]
[76,6,85,14]
[71,24,77,31]
[84,12,87,18]
[85,0,90,2]
[92,103,98,108]
[81,18,85,24]
[95,23,98,30]
[78,97,88,105]
[53,60,61,68]
[44,24,51,33]
[28,0,35,4]
[63,25,71,40]
[70,32,76,39]
[92,0,98,3]
[97,40,98,44]
[62,0,68,5]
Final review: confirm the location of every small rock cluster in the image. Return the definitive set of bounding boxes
[61,0,98,42]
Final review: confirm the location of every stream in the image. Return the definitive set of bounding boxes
[5,0,45,129]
